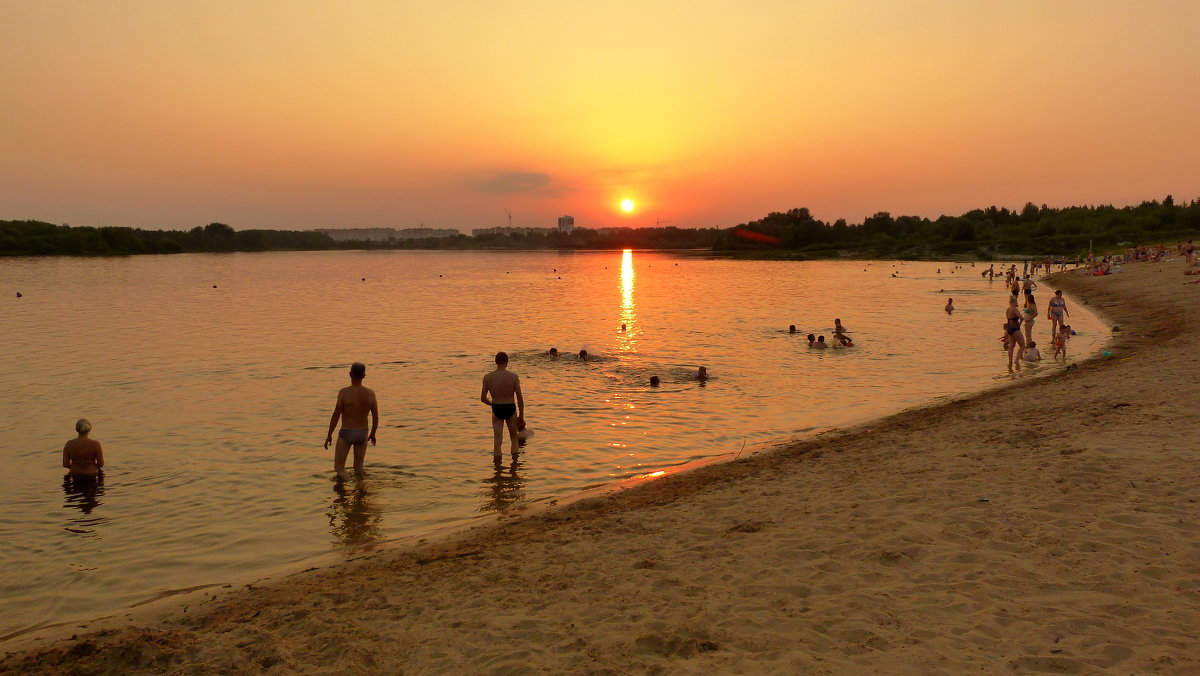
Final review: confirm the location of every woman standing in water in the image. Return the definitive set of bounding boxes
[1022,289,1038,346]
[63,418,104,475]
[1005,296,1026,372]
[1047,289,1069,336]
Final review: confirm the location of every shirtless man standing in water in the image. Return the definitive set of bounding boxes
[324,362,378,481]
[481,351,525,463]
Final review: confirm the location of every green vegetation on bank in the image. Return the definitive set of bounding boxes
[3,196,1198,258]
[720,197,1200,258]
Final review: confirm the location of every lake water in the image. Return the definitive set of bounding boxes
[0,251,1106,640]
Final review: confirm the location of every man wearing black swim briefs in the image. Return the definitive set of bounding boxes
[481,351,525,463]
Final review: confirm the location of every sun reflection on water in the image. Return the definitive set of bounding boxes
[616,249,637,353]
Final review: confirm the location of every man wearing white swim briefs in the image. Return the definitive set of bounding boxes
[324,362,379,481]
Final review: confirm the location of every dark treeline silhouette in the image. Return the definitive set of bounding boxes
[3,196,1198,258]
[0,220,723,256]
[717,197,1200,258]
[0,221,335,256]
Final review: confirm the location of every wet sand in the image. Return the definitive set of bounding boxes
[5,261,1199,674]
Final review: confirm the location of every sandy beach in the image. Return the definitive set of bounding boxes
[4,261,1199,675]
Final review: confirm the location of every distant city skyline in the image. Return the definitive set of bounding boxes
[2,2,1198,231]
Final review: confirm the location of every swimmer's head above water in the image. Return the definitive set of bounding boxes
[578,350,588,360]
[695,366,708,380]
[789,325,796,333]
[75,418,92,435]
[548,347,558,357]
[349,362,366,380]
[649,376,660,387]
[495,351,509,365]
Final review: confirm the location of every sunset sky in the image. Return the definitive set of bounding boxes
[2,1,1198,232]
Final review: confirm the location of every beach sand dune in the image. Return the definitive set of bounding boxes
[5,262,1199,674]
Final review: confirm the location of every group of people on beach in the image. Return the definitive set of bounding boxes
[64,345,715,484]
[997,274,1073,372]
[788,319,852,349]
[546,345,708,387]
[320,354,526,479]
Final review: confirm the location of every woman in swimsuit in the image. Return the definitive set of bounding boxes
[1005,296,1026,372]
[1047,289,1069,336]
[1022,290,1038,346]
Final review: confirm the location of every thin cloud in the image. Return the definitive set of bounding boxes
[466,171,572,197]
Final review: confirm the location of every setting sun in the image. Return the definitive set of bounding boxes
[620,199,635,213]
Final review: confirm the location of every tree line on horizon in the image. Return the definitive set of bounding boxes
[716,196,1200,259]
[2,197,1198,258]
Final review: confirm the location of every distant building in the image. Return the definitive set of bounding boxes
[394,227,460,240]
[557,215,575,234]
[471,227,555,237]
[314,227,459,242]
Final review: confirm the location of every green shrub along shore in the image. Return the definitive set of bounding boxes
[3,196,1198,259]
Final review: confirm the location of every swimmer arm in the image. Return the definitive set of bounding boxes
[95,443,104,469]
[324,397,343,450]
[480,379,491,406]
[62,444,71,469]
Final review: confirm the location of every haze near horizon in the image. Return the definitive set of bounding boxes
[2,1,1198,232]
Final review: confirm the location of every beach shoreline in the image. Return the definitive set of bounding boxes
[5,261,1198,674]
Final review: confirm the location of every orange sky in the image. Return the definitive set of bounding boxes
[2,1,1198,232]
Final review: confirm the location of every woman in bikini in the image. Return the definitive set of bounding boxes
[1005,295,1026,372]
[1047,289,1069,336]
[1022,289,1038,346]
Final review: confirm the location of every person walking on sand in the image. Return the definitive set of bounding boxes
[1053,324,1071,360]
[63,418,104,475]
[324,362,378,482]
[481,351,524,463]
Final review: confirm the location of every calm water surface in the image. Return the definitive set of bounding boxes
[0,251,1106,638]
